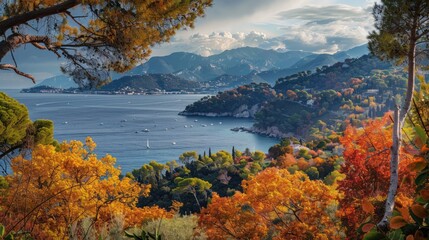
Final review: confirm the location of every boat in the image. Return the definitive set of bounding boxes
[146,139,150,149]
[142,129,150,132]
[172,142,176,145]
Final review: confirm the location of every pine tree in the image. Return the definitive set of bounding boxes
[368,0,429,229]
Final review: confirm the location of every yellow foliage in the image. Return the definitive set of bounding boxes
[0,137,169,239]
[199,168,341,239]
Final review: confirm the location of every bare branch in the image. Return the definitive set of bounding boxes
[0,64,35,83]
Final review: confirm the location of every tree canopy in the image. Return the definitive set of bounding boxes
[0,0,212,88]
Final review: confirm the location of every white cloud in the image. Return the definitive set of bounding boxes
[150,3,374,56]
[271,4,374,53]
[156,31,280,56]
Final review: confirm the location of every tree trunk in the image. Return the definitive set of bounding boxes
[378,106,400,229]
[192,189,201,211]
[378,36,416,230]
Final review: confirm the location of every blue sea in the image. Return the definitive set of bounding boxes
[3,90,278,173]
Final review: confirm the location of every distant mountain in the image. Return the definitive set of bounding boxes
[342,44,369,58]
[206,45,368,85]
[208,47,312,70]
[130,52,207,75]
[207,72,267,90]
[124,45,369,86]
[128,47,313,82]
[35,75,78,89]
[101,74,201,92]
[26,44,370,91]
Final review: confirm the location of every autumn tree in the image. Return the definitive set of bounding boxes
[0,92,55,174]
[368,0,429,228]
[338,114,416,238]
[0,137,175,239]
[199,168,341,240]
[0,0,212,88]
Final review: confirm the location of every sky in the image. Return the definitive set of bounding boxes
[0,0,378,89]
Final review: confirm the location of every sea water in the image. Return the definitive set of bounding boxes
[3,90,278,173]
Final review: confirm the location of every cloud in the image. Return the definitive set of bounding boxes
[158,31,288,56]
[277,5,372,22]
[151,3,374,56]
[272,4,374,52]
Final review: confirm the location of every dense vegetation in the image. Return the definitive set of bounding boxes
[181,82,277,116]
[2,88,428,239]
[100,74,202,93]
[183,54,408,142]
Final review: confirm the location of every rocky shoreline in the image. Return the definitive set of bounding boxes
[231,126,293,139]
[179,104,261,118]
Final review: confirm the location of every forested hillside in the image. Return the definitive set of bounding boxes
[183,54,408,140]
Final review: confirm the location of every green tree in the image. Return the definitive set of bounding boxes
[0,92,54,174]
[211,150,233,167]
[149,160,166,183]
[368,0,429,228]
[166,160,179,174]
[172,177,212,211]
[179,151,198,165]
[0,0,212,88]
[252,150,265,162]
[305,167,320,180]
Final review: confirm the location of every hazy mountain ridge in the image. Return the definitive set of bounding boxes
[35,75,78,89]
[32,44,369,90]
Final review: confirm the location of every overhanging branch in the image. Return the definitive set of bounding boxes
[0,64,35,83]
[0,0,81,36]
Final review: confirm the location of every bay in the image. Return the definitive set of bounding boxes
[3,90,278,174]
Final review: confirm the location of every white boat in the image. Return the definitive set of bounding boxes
[142,129,150,132]
[172,142,176,145]
[146,139,150,149]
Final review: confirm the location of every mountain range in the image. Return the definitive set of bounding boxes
[33,44,369,90]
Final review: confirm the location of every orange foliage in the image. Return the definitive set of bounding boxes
[296,158,310,170]
[199,168,341,240]
[276,153,297,168]
[338,114,416,238]
[0,138,171,239]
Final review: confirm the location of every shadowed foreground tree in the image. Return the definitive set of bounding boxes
[0,0,212,88]
[368,0,429,229]
[0,92,55,174]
